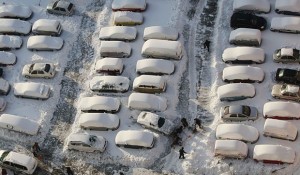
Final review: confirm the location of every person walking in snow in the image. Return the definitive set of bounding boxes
[204,39,210,52]
[181,118,189,128]
[66,167,74,175]
[179,147,187,159]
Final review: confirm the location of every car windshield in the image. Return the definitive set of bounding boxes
[67,4,73,11]
[157,117,165,128]
[29,64,34,72]
[242,106,250,116]
[44,64,51,72]
[0,151,9,161]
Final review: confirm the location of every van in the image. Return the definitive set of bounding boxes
[100,41,131,58]
[263,101,300,119]
[214,140,248,159]
[133,75,166,93]
[0,114,39,135]
[141,39,183,60]
[229,28,261,46]
[263,118,297,141]
[32,19,62,36]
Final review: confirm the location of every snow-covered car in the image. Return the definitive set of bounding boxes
[0,51,16,66]
[47,0,74,15]
[95,57,124,75]
[253,145,296,164]
[128,92,167,111]
[89,75,130,93]
[66,133,107,152]
[222,66,264,83]
[233,0,271,13]
[137,111,176,135]
[217,83,255,101]
[0,35,22,50]
[136,59,175,75]
[0,114,39,135]
[0,5,32,19]
[78,113,120,131]
[230,12,267,31]
[79,96,120,113]
[229,28,261,46]
[142,39,183,60]
[143,26,179,41]
[99,26,137,41]
[13,82,51,100]
[216,124,259,143]
[27,36,63,51]
[22,63,56,79]
[0,150,38,174]
[214,140,248,159]
[270,17,300,34]
[0,98,6,111]
[100,41,131,58]
[272,84,300,102]
[275,0,300,16]
[115,130,155,149]
[0,78,10,95]
[133,75,166,93]
[263,119,297,141]
[275,68,300,85]
[0,19,31,35]
[112,0,147,12]
[220,105,258,121]
[114,11,143,26]
[273,48,300,63]
[32,19,62,36]
[222,47,265,64]
[263,101,300,120]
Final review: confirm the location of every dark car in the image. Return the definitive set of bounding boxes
[230,12,267,31]
[275,68,300,85]
[273,48,300,63]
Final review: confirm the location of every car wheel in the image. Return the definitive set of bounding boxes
[45,76,51,79]
[116,144,121,147]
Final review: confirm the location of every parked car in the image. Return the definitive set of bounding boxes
[128,92,167,111]
[47,0,74,15]
[14,82,51,100]
[0,5,32,19]
[66,133,107,152]
[222,66,264,83]
[78,113,120,131]
[27,36,63,51]
[0,114,39,135]
[233,0,270,13]
[275,0,300,16]
[0,98,6,111]
[263,118,297,141]
[136,59,175,75]
[99,26,137,41]
[114,11,143,26]
[115,130,155,149]
[270,17,300,33]
[217,83,255,101]
[32,19,62,36]
[273,48,300,63]
[137,111,175,135]
[0,150,37,174]
[0,19,31,35]
[220,105,258,121]
[275,68,300,85]
[272,84,300,102]
[216,124,259,143]
[222,47,265,64]
[0,51,16,66]
[95,57,124,75]
[22,63,56,79]
[230,12,267,30]
[253,145,295,164]
[0,35,22,50]
[229,28,261,46]
[0,78,10,95]
[214,140,248,159]
[112,0,147,12]
[133,75,166,93]
[99,41,131,58]
[89,75,130,93]
[79,96,120,113]
[143,26,179,41]
[263,101,300,120]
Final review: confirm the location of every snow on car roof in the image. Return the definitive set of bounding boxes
[264,119,297,138]
[79,113,119,129]
[115,130,154,147]
[4,151,36,169]
[142,39,182,54]
[214,140,248,155]
[143,26,179,40]
[281,48,294,56]
[95,58,123,70]
[222,66,264,81]
[133,75,165,88]
[0,5,32,18]
[112,0,146,10]
[0,51,16,65]
[0,78,8,90]
[229,28,261,43]
[233,0,270,13]
[216,124,259,142]
[0,35,22,48]
[275,0,300,13]
[0,114,39,135]
[222,47,265,61]
[217,83,255,99]
[114,11,143,23]
[253,145,295,163]
[14,82,46,95]
[271,17,300,31]
[100,41,131,53]
[32,19,60,31]
[128,92,167,111]
[263,101,300,118]
[79,96,120,111]
[285,84,299,93]
[27,36,63,49]
[99,26,137,40]
[89,75,130,91]
[0,19,31,34]
[136,59,175,74]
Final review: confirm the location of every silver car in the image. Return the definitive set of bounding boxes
[22,63,55,79]
[220,105,258,121]
[272,84,300,102]
[47,0,74,16]
[66,133,107,152]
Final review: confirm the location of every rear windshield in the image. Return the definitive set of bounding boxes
[242,106,250,116]
[44,64,51,72]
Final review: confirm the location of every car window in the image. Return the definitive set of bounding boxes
[67,4,73,11]
[38,70,44,74]
[229,114,237,117]
[12,162,27,170]
[3,161,10,166]
[157,117,165,128]
[61,8,66,12]
[31,70,38,74]
[242,106,250,116]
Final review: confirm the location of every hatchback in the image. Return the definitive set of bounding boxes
[273,48,300,63]
[47,0,74,15]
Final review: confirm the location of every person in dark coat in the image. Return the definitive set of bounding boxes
[32,142,41,152]
[204,39,210,52]
[181,118,189,128]
[193,118,203,133]
[66,167,74,175]
[1,169,7,175]
[179,147,187,159]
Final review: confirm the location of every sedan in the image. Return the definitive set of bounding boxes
[270,17,300,34]
[22,63,55,79]
[222,66,264,83]
[275,68,300,85]
[14,82,51,100]
[273,48,300,63]
[66,133,107,152]
[272,84,300,102]
[0,5,32,19]
[230,12,267,30]
[47,0,74,15]
[0,35,22,50]
[216,124,259,143]
[220,105,258,121]
[27,36,63,51]
[275,0,300,16]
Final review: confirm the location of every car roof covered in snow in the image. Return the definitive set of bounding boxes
[275,0,300,13]
[263,101,300,118]
[133,75,165,88]
[143,26,179,41]
[0,5,32,19]
[112,0,146,11]
[78,113,120,129]
[217,83,255,99]
[214,140,248,157]
[89,75,130,91]
[222,47,265,62]
[114,11,143,23]
[99,26,137,40]
[100,41,131,53]
[229,28,261,44]
[95,58,123,71]
[253,145,295,163]
[222,66,264,82]
[14,82,48,95]
[136,59,174,74]
[271,17,300,31]
[0,18,31,35]
[233,0,270,13]
[115,130,154,147]
[0,114,39,135]
[142,39,182,54]
[0,51,16,65]
[27,36,63,50]
[264,118,297,140]
[32,19,61,31]
[0,35,22,48]
[128,92,167,111]
[79,96,120,111]
[1,150,37,170]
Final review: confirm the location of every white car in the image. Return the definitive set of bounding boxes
[0,5,32,19]
[95,57,124,75]
[217,83,255,101]
[66,133,107,152]
[270,17,300,34]
[214,140,248,159]
[222,66,264,83]
[128,92,167,111]
[99,26,137,41]
[112,0,147,12]
[229,28,261,46]
[0,78,10,95]
[253,145,296,164]
[78,113,120,131]
[233,0,271,13]
[0,19,31,35]
[89,75,130,93]
[32,19,62,36]
[0,35,22,50]
[137,111,175,135]
[14,82,51,100]
[216,124,259,143]
[47,0,75,16]
[79,96,120,113]
[263,101,300,120]
[143,26,179,41]
[136,59,175,75]
[27,36,63,51]
[0,51,16,66]
[22,63,56,79]
[100,41,131,58]
[275,0,300,16]
[115,130,154,149]
[263,118,297,141]
[222,47,265,64]
[114,11,143,26]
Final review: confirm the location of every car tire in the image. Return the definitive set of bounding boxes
[45,76,51,79]
[116,144,121,147]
